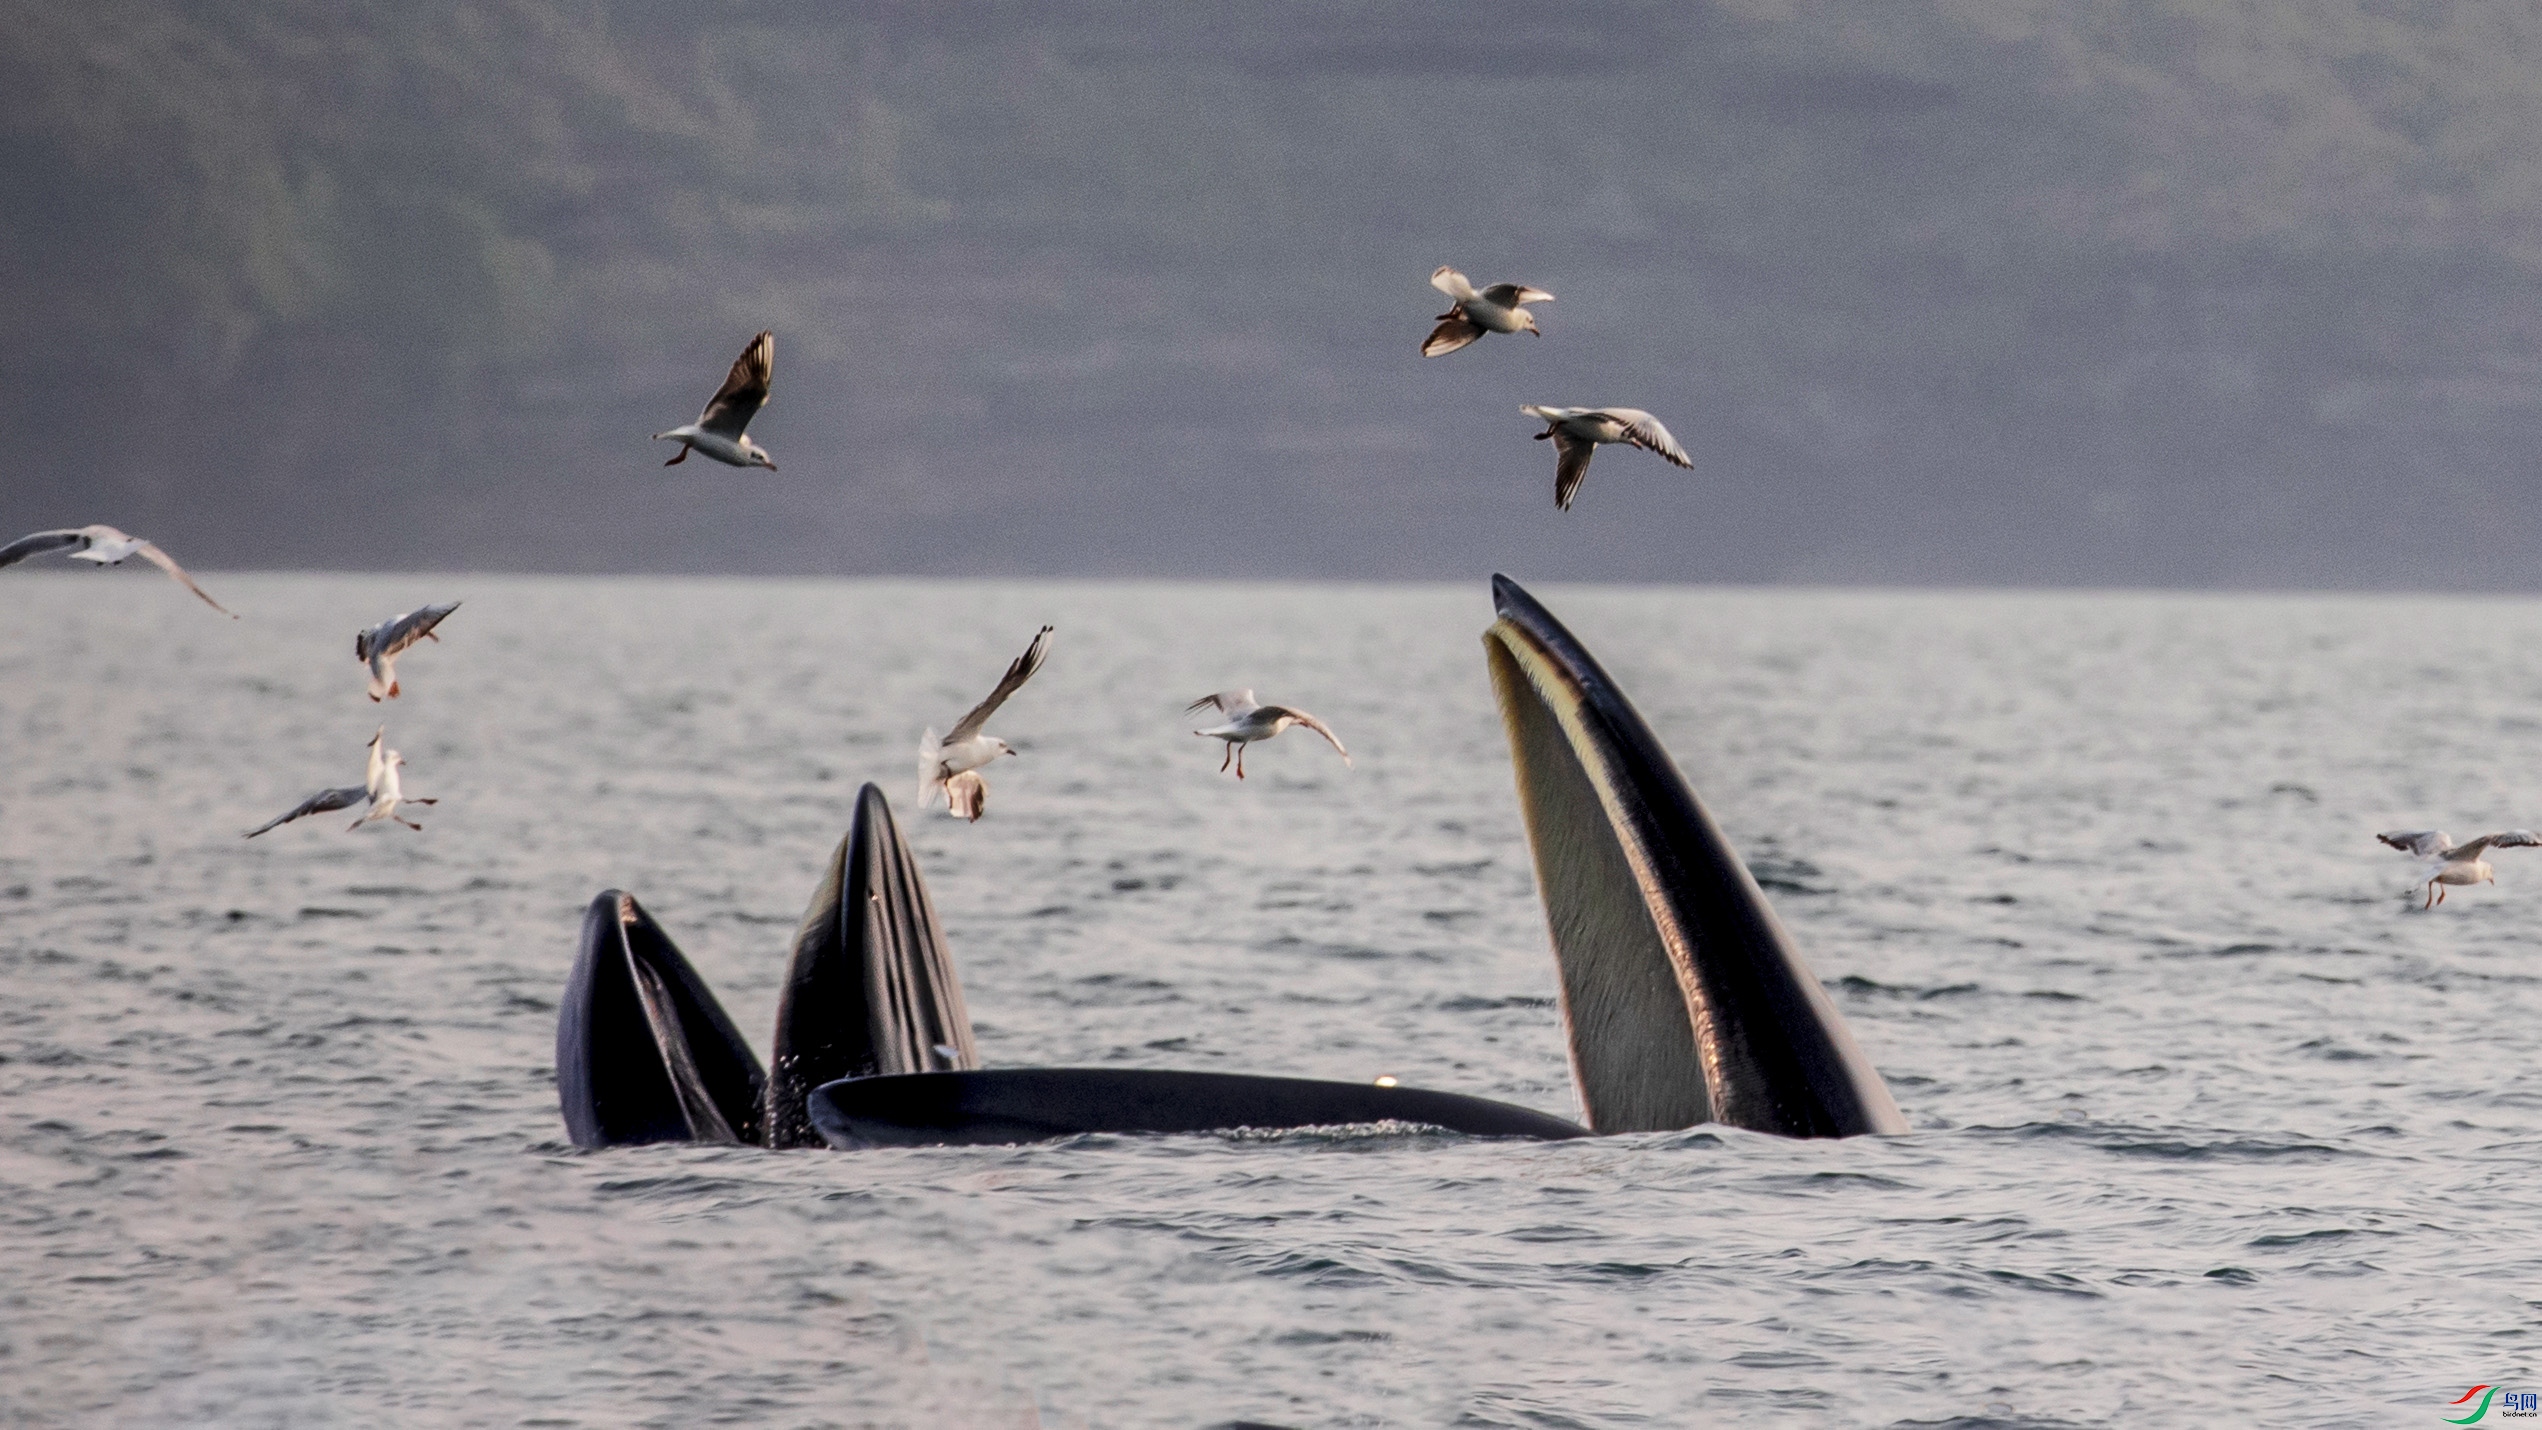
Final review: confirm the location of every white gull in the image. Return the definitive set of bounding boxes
[356,602,460,701]
[655,330,777,470]
[1187,690,1350,779]
[1423,266,1552,358]
[2378,829,2542,908]
[1519,405,1693,511]
[0,524,235,616]
[919,625,1053,818]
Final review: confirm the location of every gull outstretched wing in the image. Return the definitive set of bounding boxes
[2378,830,2450,858]
[1552,430,1597,511]
[1607,408,1693,468]
[0,529,88,568]
[697,330,773,439]
[945,625,1054,743]
[1265,705,1350,766]
[369,602,461,661]
[130,541,236,617]
[245,786,369,837]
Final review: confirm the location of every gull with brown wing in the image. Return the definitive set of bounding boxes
[1520,406,1693,512]
[356,601,460,701]
[0,524,235,616]
[654,330,777,470]
[918,626,1054,819]
[1422,266,1553,357]
[1187,690,1351,780]
[2378,829,2542,908]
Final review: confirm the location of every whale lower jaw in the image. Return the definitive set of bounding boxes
[808,1069,1587,1149]
[1484,576,1906,1139]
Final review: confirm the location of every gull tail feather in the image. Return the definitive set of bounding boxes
[917,728,944,808]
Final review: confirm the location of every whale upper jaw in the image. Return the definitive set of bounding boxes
[1484,575,1906,1139]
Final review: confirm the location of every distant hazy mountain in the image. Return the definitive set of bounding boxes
[7,1,2540,586]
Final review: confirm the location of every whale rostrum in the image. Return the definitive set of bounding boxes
[1483,574,1905,1138]
[764,783,978,1148]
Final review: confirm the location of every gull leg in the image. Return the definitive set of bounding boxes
[408,798,437,806]
[397,817,422,831]
[1236,745,1247,780]
[1219,742,1232,774]
[664,445,689,466]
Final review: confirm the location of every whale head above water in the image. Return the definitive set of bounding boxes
[1482,574,1905,1139]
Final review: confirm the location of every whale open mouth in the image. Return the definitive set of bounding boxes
[555,577,1900,1149]
[1483,575,1903,1138]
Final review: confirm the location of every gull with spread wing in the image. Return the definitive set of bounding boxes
[356,601,460,701]
[654,330,777,470]
[245,728,434,837]
[2377,829,2542,908]
[1422,266,1553,357]
[918,625,1053,817]
[1519,405,1693,511]
[0,524,235,616]
[1187,690,1351,779]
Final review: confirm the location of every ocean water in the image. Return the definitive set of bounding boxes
[6,572,2542,1428]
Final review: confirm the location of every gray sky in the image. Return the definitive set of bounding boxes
[7,1,2542,586]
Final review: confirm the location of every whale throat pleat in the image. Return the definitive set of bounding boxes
[1484,576,1907,1139]
[1488,637,1711,1133]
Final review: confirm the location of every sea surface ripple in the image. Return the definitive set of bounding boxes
[5,575,2541,1427]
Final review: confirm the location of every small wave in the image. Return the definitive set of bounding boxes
[1835,975,1983,1000]
[592,1174,761,1200]
[1435,994,1557,1012]
[1753,1170,1914,1193]
[1968,1122,2353,1162]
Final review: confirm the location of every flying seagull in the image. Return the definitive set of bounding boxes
[245,728,436,836]
[2378,829,2542,908]
[351,726,436,831]
[1423,266,1552,358]
[1519,406,1694,511]
[356,601,460,701]
[1187,690,1351,779]
[0,524,235,616]
[654,330,777,470]
[918,625,1054,817]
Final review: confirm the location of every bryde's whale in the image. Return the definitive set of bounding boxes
[1484,574,1904,1137]
[555,576,1902,1148]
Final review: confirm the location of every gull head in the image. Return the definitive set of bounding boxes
[986,738,1017,760]
[1522,312,1543,336]
[741,438,778,472]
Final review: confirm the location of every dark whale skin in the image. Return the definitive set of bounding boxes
[807,1067,1588,1148]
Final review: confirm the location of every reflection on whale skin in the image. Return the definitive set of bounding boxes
[1483,574,1906,1138]
[808,1068,1587,1149]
